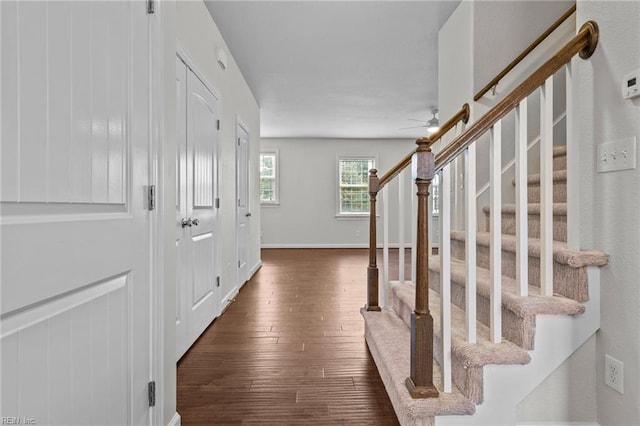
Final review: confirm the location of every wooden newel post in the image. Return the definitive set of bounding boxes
[405,141,439,398]
[366,169,381,312]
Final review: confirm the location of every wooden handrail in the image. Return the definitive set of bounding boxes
[377,103,470,189]
[438,21,598,171]
[473,4,577,101]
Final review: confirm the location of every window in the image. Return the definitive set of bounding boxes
[338,157,375,216]
[260,152,278,204]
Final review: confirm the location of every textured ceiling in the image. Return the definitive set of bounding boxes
[205,1,460,139]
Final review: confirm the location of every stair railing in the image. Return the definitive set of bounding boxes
[366,104,471,313]
[366,19,598,399]
[436,20,597,396]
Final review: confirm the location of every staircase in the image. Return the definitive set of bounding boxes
[362,146,607,425]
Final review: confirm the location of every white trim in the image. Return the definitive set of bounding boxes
[176,42,221,101]
[249,260,262,279]
[261,243,406,249]
[516,423,600,426]
[336,154,378,217]
[220,286,239,309]
[334,214,376,220]
[259,150,279,204]
[149,3,165,424]
[167,412,181,426]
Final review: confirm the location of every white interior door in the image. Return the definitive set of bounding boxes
[175,58,220,360]
[1,2,153,425]
[236,124,250,286]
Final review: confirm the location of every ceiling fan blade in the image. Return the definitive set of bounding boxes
[398,125,427,130]
[407,118,428,123]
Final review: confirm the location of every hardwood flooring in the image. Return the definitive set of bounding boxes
[177,248,400,425]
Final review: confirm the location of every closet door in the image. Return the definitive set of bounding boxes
[185,68,219,346]
[175,58,219,360]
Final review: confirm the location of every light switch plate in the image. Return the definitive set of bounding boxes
[597,137,637,173]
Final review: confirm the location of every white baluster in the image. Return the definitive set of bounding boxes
[440,166,452,392]
[565,62,579,250]
[464,143,477,343]
[540,77,554,296]
[515,99,529,297]
[398,170,405,283]
[382,185,390,308]
[489,121,502,343]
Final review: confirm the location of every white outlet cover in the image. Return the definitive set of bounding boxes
[597,137,637,173]
[605,354,624,394]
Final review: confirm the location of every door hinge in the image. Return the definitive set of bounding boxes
[148,185,156,211]
[215,198,220,209]
[148,381,156,407]
[216,120,220,130]
[238,260,241,268]
[237,138,241,146]
[216,276,220,287]
[147,0,155,14]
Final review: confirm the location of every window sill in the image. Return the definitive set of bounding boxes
[335,214,378,220]
[260,202,280,206]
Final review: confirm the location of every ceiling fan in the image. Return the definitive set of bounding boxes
[399,108,440,134]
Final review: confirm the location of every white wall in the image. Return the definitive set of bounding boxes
[576,2,640,425]
[439,1,573,233]
[260,138,415,247]
[161,0,261,421]
[517,335,598,423]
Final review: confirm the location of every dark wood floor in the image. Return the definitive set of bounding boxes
[177,248,400,425]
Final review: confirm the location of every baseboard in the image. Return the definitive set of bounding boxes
[261,243,408,249]
[516,423,599,426]
[168,412,181,426]
[221,286,239,309]
[249,260,262,279]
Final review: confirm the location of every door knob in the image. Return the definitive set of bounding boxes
[181,218,192,228]
[192,218,200,226]
[245,213,252,217]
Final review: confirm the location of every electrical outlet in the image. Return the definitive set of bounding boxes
[605,354,624,394]
[597,137,637,173]
[355,230,361,237]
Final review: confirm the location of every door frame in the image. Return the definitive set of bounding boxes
[235,117,251,289]
[149,3,164,425]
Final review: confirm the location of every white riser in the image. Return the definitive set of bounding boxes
[435,267,600,426]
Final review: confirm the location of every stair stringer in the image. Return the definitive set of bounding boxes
[436,266,601,426]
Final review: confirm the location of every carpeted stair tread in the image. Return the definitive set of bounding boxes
[518,169,567,186]
[428,256,585,318]
[483,203,568,242]
[393,283,531,367]
[362,308,475,424]
[482,203,567,216]
[552,145,567,157]
[450,230,608,268]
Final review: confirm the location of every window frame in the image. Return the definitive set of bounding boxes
[336,155,377,218]
[259,150,279,205]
